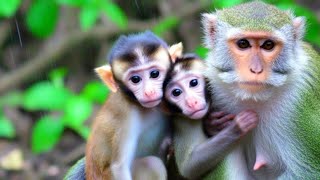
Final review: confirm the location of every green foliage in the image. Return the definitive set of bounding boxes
[0,0,127,37]
[49,67,68,88]
[56,0,85,6]
[63,96,92,129]
[0,67,110,153]
[80,5,99,31]
[152,16,179,36]
[213,0,245,9]
[0,0,21,17]
[23,81,72,111]
[77,0,128,31]
[102,1,128,29]
[26,0,59,38]
[73,125,91,139]
[0,112,16,138]
[0,91,23,107]
[31,116,64,154]
[81,81,110,104]
[194,46,209,59]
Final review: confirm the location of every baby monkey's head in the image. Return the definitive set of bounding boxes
[164,54,210,119]
[95,31,183,108]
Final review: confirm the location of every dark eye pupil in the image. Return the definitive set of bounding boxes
[237,39,250,49]
[130,76,141,84]
[172,89,182,97]
[190,79,198,87]
[261,40,275,50]
[150,70,160,78]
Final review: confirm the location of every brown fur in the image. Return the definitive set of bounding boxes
[86,92,131,180]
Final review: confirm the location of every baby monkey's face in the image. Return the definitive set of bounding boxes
[165,70,209,119]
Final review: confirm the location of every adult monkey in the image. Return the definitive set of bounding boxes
[202,1,320,179]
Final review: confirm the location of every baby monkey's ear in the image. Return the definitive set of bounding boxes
[95,65,118,93]
[169,42,183,63]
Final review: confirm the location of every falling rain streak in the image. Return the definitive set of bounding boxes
[15,18,23,47]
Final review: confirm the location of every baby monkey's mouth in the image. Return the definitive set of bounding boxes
[141,97,162,108]
[187,105,209,120]
[142,97,162,104]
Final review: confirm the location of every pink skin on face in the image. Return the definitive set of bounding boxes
[166,72,209,119]
[123,62,168,108]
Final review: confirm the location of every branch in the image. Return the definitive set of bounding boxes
[0,20,11,48]
[0,1,210,93]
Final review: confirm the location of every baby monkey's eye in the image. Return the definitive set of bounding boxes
[172,89,182,97]
[261,40,275,50]
[150,70,160,78]
[189,79,198,87]
[237,39,251,49]
[130,75,141,84]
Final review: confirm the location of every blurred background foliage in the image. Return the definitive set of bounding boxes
[0,0,319,179]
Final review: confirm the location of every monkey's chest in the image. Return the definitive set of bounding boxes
[135,111,169,158]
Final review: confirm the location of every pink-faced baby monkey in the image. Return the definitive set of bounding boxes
[86,31,181,180]
[163,54,259,179]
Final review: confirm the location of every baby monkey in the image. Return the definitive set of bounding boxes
[163,54,259,179]
[85,31,182,180]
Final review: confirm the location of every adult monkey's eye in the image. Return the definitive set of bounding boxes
[130,75,141,84]
[172,89,182,97]
[261,40,275,50]
[189,79,198,87]
[237,39,251,49]
[150,70,160,78]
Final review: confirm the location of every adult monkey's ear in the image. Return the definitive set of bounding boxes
[169,42,183,63]
[202,13,217,48]
[95,65,118,93]
[292,16,305,40]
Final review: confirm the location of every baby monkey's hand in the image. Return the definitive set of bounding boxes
[204,111,235,137]
[231,110,259,137]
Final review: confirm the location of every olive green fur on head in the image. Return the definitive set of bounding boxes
[217,1,292,31]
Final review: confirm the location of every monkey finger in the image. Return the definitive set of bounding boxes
[217,121,233,130]
[211,114,235,126]
[239,117,258,132]
[236,111,255,123]
[237,109,256,118]
[209,111,226,118]
[243,122,258,134]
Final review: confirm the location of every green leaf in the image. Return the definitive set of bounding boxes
[213,0,246,8]
[31,116,64,154]
[23,81,72,111]
[79,6,99,31]
[26,0,59,38]
[49,67,68,88]
[194,46,209,59]
[0,0,21,17]
[152,16,179,36]
[55,0,85,6]
[0,114,16,138]
[73,125,91,139]
[102,2,128,29]
[0,91,23,107]
[63,96,92,128]
[81,81,109,104]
